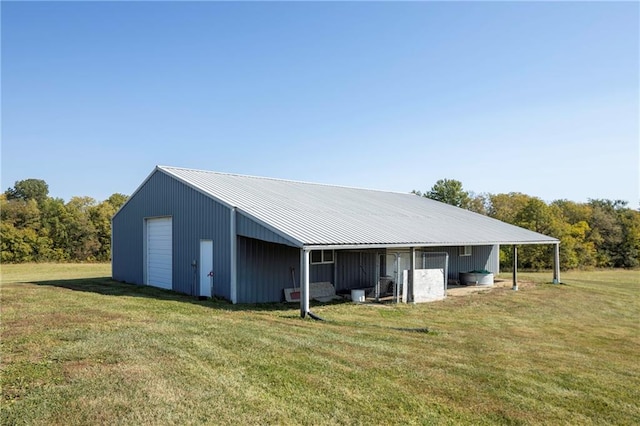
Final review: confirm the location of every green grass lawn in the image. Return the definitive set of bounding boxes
[1,264,639,425]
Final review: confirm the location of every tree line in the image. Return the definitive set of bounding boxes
[415,179,640,270]
[1,179,127,262]
[2,177,639,269]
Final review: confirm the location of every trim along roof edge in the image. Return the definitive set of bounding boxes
[158,167,304,248]
[236,209,304,248]
[115,165,560,248]
[111,166,162,221]
[303,240,559,251]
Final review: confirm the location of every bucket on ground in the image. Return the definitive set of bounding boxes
[351,289,365,303]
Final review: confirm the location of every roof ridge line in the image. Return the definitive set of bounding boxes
[156,165,410,195]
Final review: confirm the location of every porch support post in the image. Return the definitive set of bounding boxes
[553,243,560,284]
[375,252,380,302]
[333,251,338,290]
[409,247,416,303]
[300,248,310,318]
[512,245,518,291]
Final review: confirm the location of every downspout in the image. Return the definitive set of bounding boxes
[300,249,310,318]
[553,242,560,284]
[408,247,416,303]
[444,252,449,298]
[299,248,324,321]
[512,245,518,291]
[392,253,399,303]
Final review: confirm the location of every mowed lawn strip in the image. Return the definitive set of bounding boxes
[1,264,639,425]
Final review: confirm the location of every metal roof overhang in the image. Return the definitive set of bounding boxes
[302,239,559,251]
[153,166,560,252]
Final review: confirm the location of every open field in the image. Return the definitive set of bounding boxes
[1,264,639,425]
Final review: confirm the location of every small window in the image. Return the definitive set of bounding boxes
[459,246,472,257]
[323,250,334,263]
[311,249,335,264]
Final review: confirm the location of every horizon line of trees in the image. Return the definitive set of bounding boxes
[414,179,640,270]
[1,179,127,263]
[2,177,639,270]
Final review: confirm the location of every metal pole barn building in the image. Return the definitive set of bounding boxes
[112,166,560,316]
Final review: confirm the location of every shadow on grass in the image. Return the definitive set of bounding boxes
[21,278,440,333]
[27,276,347,313]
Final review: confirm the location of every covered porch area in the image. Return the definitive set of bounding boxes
[296,242,561,318]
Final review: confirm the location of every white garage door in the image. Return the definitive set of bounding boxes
[146,217,172,290]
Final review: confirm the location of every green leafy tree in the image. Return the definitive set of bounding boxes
[488,192,533,224]
[414,180,486,213]
[551,200,597,269]
[106,193,128,210]
[466,192,490,215]
[487,193,535,269]
[40,197,71,261]
[587,200,640,267]
[1,222,38,262]
[411,179,472,209]
[569,221,597,268]
[1,178,129,263]
[425,179,471,208]
[88,193,128,261]
[0,195,52,262]
[617,208,640,267]
[588,199,624,267]
[64,196,100,261]
[512,198,559,270]
[551,199,592,224]
[5,179,49,205]
[1,196,41,230]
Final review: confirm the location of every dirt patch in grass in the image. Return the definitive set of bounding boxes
[447,278,536,297]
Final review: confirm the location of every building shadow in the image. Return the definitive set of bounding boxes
[27,276,344,313]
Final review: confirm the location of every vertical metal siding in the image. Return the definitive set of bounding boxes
[489,245,499,275]
[112,169,502,302]
[112,170,232,299]
[112,209,143,284]
[419,245,498,281]
[335,251,377,291]
[235,244,381,301]
[236,236,299,303]
[236,214,298,247]
[310,263,333,283]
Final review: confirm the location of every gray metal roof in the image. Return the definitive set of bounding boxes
[153,166,558,249]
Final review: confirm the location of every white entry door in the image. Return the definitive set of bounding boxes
[199,240,213,297]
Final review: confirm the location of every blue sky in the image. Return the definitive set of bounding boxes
[2,1,638,205]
